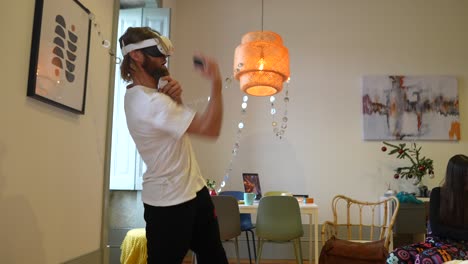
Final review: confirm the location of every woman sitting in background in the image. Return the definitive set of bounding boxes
[387,154,468,264]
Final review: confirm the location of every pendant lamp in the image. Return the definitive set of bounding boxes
[233,1,290,96]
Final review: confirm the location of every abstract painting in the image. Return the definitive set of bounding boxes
[27,0,91,114]
[362,75,459,140]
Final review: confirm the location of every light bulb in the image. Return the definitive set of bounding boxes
[258,58,265,71]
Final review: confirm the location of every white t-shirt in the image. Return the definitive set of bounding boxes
[124,85,206,206]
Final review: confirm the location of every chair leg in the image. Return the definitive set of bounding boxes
[297,239,303,264]
[245,231,253,264]
[255,239,264,264]
[249,229,257,260]
[292,240,298,264]
[234,237,241,264]
[292,238,303,264]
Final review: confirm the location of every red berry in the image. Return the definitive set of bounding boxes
[381,146,387,152]
[419,166,425,171]
[394,174,400,179]
[398,149,404,154]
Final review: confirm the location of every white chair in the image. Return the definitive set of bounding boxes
[212,195,241,264]
[191,195,242,264]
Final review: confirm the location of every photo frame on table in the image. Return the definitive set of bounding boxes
[242,173,262,200]
[27,0,91,114]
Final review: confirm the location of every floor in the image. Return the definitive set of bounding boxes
[182,258,312,264]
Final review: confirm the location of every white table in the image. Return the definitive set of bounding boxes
[239,202,319,264]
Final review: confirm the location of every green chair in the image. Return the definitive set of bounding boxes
[263,191,293,197]
[255,196,303,264]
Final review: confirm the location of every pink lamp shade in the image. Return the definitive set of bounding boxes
[233,31,290,96]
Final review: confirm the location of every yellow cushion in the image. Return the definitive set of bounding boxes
[120,228,147,264]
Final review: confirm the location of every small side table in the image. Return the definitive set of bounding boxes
[393,197,430,247]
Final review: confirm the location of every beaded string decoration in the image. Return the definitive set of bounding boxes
[215,77,290,193]
[270,79,290,139]
[88,13,120,63]
[215,77,249,192]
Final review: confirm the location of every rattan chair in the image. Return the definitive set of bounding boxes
[321,195,400,251]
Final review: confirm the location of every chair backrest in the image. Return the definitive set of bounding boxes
[218,190,254,231]
[256,196,303,241]
[323,195,399,250]
[211,195,242,241]
[263,191,293,197]
[218,191,244,201]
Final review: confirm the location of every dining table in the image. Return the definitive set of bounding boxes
[239,201,319,264]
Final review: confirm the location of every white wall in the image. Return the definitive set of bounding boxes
[165,0,468,221]
[0,0,115,262]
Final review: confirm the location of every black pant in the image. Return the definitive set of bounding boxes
[144,186,228,264]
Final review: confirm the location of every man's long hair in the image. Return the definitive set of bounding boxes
[440,154,468,228]
[118,27,161,82]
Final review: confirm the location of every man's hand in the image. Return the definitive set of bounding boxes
[159,76,182,104]
[193,53,222,86]
[186,53,223,138]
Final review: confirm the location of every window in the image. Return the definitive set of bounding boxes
[109,7,170,190]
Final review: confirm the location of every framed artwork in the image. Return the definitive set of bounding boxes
[242,173,262,200]
[362,75,460,141]
[27,0,91,114]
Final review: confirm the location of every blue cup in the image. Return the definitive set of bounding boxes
[244,192,256,205]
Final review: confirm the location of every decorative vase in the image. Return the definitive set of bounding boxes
[384,189,397,197]
[417,184,429,197]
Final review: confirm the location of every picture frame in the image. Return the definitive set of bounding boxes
[27,0,91,114]
[362,75,459,141]
[242,173,262,200]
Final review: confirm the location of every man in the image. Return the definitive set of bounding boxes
[119,27,227,264]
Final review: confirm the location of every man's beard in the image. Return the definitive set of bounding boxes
[142,55,169,81]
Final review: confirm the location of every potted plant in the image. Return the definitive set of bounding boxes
[381,141,434,190]
[206,179,217,196]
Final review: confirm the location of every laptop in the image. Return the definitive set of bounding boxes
[242,173,262,200]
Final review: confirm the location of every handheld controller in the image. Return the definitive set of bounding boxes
[158,78,168,90]
[193,56,204,69]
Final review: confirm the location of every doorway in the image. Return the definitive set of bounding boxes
[107,1,170,263]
